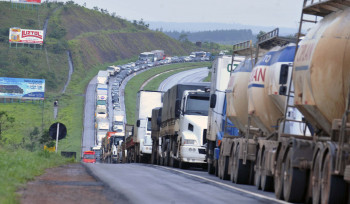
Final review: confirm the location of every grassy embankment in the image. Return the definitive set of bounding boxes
[0,148,72,203]
[124,62,211,124]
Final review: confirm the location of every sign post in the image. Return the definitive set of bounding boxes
[55,123,60,153]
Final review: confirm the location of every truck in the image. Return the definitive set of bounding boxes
[97,70,109,85]
[95,106,107,119]
[206,55,243,174]
[102,132,125,163]
[112,111,125,132]
[151,50,165,61]
[91,145,103,162]
[125,124,134,162]
[95,118,109,146]
[155,83,210,168]
[107,65,120,76]
[131,90,162,163]
[139,52,155,62]
[150,107,162,164]
[96,89,107,101]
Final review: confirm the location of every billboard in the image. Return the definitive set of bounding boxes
[11,0,41,4]
[0,77,45,100]
[9,28,44,45]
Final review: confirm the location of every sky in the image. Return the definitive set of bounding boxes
[60,0,304,30]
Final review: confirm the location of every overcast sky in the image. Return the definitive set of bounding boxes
[61,0,304,29]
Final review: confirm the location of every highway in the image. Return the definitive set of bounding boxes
[82,65,285,204]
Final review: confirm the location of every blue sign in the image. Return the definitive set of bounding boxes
[0,77,45,100]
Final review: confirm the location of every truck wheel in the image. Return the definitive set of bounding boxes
[312,151,322,204]
[283,149,307,203]
[208,160,215,174]
[274,152,284,200]
[179,160,188,169]
[321,152,348,204]
[233,145,250,184]
[214,159,219,177]
[260,153,274,191]
[254,149,261,189]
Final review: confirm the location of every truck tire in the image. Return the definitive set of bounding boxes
[207,141,215,174]
[233,145,250,184]
[321,152,348,204]
[179,160,189,169]
[312,151,322,204]
[260,152,274,191]
[254,149,261,189]
[283,149,307,203]
[214,159,219,177]
[274,152,284,200]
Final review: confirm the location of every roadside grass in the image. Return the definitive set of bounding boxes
[124,62,211,124]
[0,148,72,204]
[203,71,212,82]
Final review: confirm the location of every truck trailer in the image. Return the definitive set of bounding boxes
[129,90,162,163]
[97,70,109,85]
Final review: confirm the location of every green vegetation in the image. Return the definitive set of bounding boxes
[0,148,71,203]
[125,62,211,124]
[203,71,212,82]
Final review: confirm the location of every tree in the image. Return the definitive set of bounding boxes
[256,31,266,41]
[178,33,188,42]
[0,111,15,141]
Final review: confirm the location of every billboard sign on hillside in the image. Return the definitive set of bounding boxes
[0,77,45,100]
[9,28,44,45]
[11,0,41,4]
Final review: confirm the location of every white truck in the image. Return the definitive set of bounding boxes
[107,65,120,76]
[95,106,107,119]
[113,113,125,133]
[97,70,109,85]
[132,90,162,163]
[96,89,107,101]
[95,118,110,146]
[155,83,211,168]
[206,55,243,173]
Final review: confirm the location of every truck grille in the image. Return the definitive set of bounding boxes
[198,148,206,154]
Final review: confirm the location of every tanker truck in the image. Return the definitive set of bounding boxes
[157,83,210,168]
[269,2,350,203]
[206,55,243,174]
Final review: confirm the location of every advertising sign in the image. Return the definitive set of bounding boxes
[9,28,44,45]
[11,0,41,4]
[0,77,45,100]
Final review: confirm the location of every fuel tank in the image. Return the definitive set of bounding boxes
[293,8,350,135]
[226,58,257,134]
[248,44,296,135]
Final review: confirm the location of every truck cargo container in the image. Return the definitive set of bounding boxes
[128,90,162,163]
[95,118,109,146]
[97,70,109,85]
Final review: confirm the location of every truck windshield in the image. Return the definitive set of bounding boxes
[185,95,209,116]
[114,121,123,125]
[114,137,124,145]
[83,154,95,159]
[146,118,152,131]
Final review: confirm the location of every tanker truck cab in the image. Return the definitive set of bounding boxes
[177,90,210,164]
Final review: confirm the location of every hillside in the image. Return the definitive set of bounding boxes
[0,2,197,93]
[0,1,198,150]
[164,29,255,45]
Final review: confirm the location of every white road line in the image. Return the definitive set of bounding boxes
[159,166,290,204]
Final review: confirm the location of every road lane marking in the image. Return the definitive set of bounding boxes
[159,166,290,204]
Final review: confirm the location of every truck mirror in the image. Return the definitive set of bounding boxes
[279,64,289,84]
[210,94,217,108]
[136,120,140,127]
[175,99,181,117]
[279,85,287,95]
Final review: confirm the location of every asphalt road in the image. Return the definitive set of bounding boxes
[83,64,285,204]
[85,163,287,204]
[158,67,209,91]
